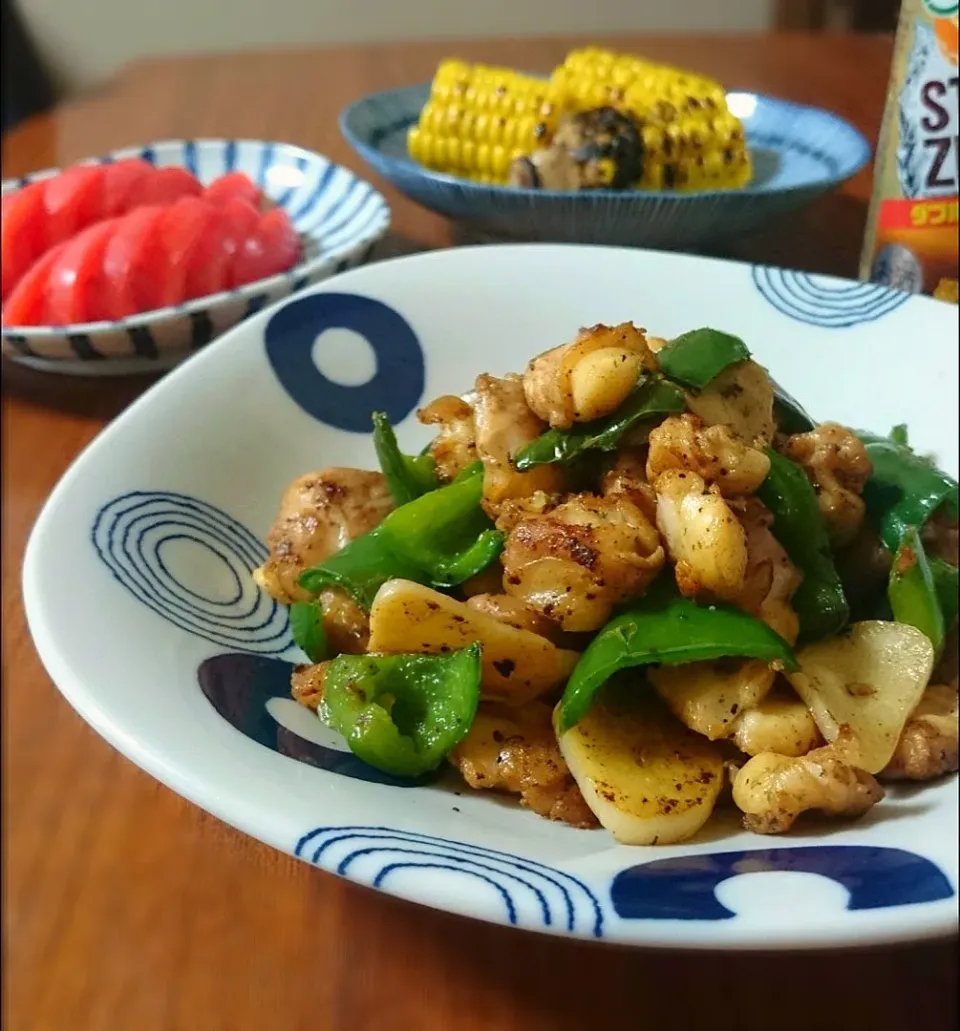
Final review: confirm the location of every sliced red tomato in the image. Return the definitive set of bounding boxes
[179,205,233,301]
[1,243,67,327]
[217,197,261,286]
[101,206,170,319]
[102,158,154,217]
[46,219,120,325]
[43,164,108,249]
[134,167,202,207]
[157,197,219,305]
[1,182,47,301]
[204,171,262,210]
[231,208,300,287]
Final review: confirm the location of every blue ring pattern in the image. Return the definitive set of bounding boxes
[92,491,291,653]
[264,292,425,431]
[295,826,604,936]
[611,845,955,921]
[197,653,436,787]
[752,266,912,327]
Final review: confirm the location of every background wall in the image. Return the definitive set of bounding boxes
[17,0,775,94]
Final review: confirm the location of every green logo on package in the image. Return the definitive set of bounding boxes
[922,0,958,18]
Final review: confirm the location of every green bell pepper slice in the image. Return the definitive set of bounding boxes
[888,527,946,654]
[756,449,850,643]
[556,577,797,733]
[654,327,816,436]
[770,378,816,435]
[289,598,328,662]
[889,424,909,447]
[859,429,959,554]
[929,555,960,631]
[318,643,482,777]
[372,411,438,505]
[655,328,751,389]
[297,465,502,608]
[297,528,423,610]
[378,464,503,585]
[513,376,686,470]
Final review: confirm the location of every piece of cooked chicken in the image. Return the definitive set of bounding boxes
[464,593,566,645]
[730,684,823,757]
[881,684,959,781]
[253,468,395,604]
[291,661,328,711]
[834,523,894,621]
[732,731,884,834]
[417,394,478,482]
[922,506,959,568]
[315,586,371,655]
[653,469,748,602]
[734,496,802,644]
[933,623,959,688]
[449,701,599,828]
[459,563,507,598]
[498,491,664,632]
[646,413,771,496]
[683,360,775,448]
[523,322,657,429]
[601,450,659,522]
[783,423,872,547]
[472,372,565,517]
[650,658,776,740]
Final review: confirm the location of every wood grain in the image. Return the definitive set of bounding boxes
[3,34,956,1031]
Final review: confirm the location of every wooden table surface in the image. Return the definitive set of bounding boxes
[3,33,957,1031]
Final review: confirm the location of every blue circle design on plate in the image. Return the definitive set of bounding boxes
[752,266,911,327]
[610,846,954,921]
[197,652,433,787]
[295,826,604,936]
[264,292,425,432]
[92,491,291,654]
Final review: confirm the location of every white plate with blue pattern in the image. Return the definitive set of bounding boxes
[23,244,958,950]
[341,86,870,249]
[1,138,390,376]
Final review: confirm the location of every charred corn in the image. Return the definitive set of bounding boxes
[407,59,566,183]
[552,47,728,118]
[552,47,751,191]
[409,51,752,191]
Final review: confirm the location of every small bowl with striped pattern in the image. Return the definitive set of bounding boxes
[340,84,869,249]
[1,138,391,376]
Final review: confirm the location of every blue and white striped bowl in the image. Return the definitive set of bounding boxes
[341,84,869,249]
[1,138,390,375]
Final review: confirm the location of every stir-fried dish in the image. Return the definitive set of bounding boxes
[254,324,959,845]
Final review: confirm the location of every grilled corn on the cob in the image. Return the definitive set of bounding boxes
[408,50,752,191]
[407,60,566,183]
[551,47,751,191]
[551,47,728,118]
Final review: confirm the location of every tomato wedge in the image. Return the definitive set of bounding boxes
[231,208,300,287]
[181,217,232,300]
[135,167,202,207]
[158,197,220,306]
[205,171,262,210]
[101,206,170,319]
[46,219,120,325]
[216,197,261,287]
[44,164,107,248]
[1,182,47,301]
[102,158,154,217]
[1,243,67,327]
